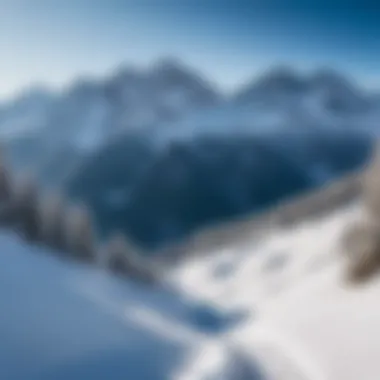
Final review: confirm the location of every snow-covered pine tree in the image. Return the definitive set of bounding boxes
[11,173,40,242]
[38,192,68,252]
[0,144,11,203]
[65,203,96,262]
[0,143,14,225]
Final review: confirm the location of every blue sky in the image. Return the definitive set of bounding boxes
[1,0,380,100]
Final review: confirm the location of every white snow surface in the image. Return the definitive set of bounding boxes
[2,200,380,379]
[170,201,380,380]
[0,230,264,380]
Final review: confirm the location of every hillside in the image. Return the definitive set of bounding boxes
[0,152,256,379]
[156,166,363,263]
[66,130,372,250]
[2,139,380,379]
[169,199,380,380]
[0,230,257,380]
[164,145,380,379]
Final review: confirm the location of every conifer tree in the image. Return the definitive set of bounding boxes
[38,192,67,251]
[65,203,96,261]
[12,174,40,242]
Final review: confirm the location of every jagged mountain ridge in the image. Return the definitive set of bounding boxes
[0,58,221,147]
[0,59,222,183]
[0,60,220,183]
[1,60,379,151]
[235,66,370,110]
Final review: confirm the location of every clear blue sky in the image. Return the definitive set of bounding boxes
[1,0,380,100]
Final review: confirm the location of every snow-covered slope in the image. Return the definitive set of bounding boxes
[2,163,380,379]
[169,195,380,380]
[0,230,265,380]
[169,202,358,312]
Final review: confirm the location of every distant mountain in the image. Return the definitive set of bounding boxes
[232,66,373,127]
[0,58,221,181]
[234,65,308,105]
[1,60,380,163]
[5,59,219,141]
[38,59,221,151]
[235,66,367,104]
[152,65,380,144]
[104,59,221,131]
[1,61,379,157]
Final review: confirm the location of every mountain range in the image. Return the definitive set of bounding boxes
[0,58,378,249]
[1,59,379,154]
